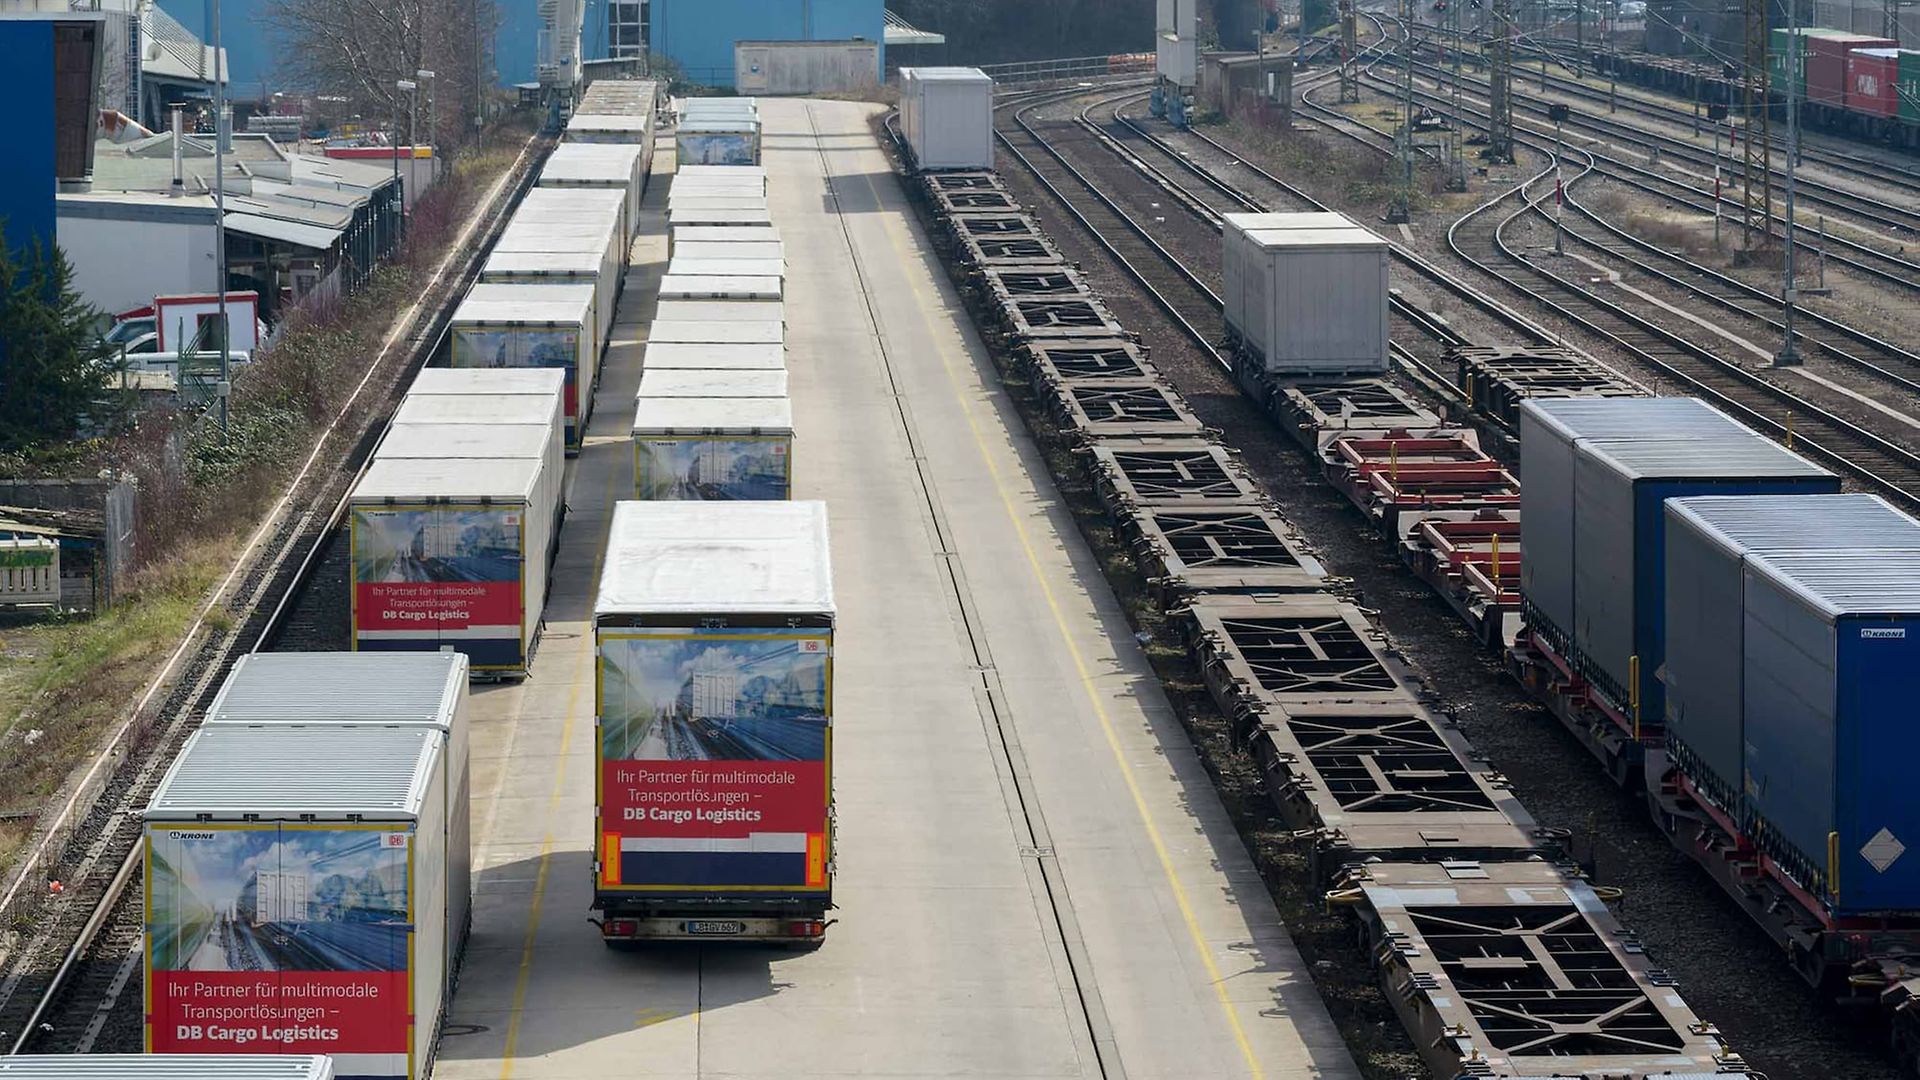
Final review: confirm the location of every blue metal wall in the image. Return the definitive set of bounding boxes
[0,21,57,258]
[157,0,540,90]
[650,0,883,87]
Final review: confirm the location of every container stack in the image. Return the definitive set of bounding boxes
[1516,396,1839,727]
[565,78,661,182]
[347,367,567,677]
[640,114,791,501]
[675,97,763,165]
[467,185,629,449]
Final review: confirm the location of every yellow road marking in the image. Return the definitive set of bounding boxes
[850,156,1268,1080]
[498,461,622,1079]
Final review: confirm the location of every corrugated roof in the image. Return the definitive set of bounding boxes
[0,1056,332,1079]
[667,257,783,277]
[146,726,439,819]
[1520,396,1746,442]
[351,455,541,502]
[596,501,833,616]
[1669,494,1920,555]
[1749,551,1920,616]
[207,652,465,725]
[408,368,566,397]
[650,320,785,344]
[632,395,793,434]
[224,211,341,250]
[637,369,788,398]
[1579,435,1831,481]
[541,143,643,184]
[483,249,604,277]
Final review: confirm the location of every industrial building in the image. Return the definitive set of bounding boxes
[645,0,884,86]
[0,9,104,256]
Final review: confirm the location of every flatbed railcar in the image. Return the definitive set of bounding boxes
[893,107,1761,1080]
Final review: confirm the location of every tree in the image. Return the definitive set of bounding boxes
[0,239,119,452]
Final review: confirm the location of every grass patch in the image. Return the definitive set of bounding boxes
[0,536,240,867]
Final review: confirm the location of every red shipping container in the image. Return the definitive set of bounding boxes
[1808,33,1895,107]
[1848,48,1901,116]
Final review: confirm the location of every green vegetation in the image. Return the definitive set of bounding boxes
[0,238,121,453]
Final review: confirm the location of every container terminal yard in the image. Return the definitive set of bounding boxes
[4,2,1920,1079]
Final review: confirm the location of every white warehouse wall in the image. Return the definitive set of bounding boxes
[57,195,221,315]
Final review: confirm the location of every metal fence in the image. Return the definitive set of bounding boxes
[976,53,1155,88]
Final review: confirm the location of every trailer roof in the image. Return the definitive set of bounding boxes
[1244,226,1385,250]
[540,142,644,184]
[482,249,604,277]
[638,368,789,398]
[1668,494,1920,555]
[671,241,785,261]
[453,282,595,325]
[393,393,559,426]
[1519,396,1749,443]
[678,119,761,134]
[1749,551,1920,617]
[351,454,542,501]
[207,652,465,725]
[0,1057,335,1079]
[667,208,773,226]
[1224,211,1356,231]
[147,726,440,819]
[903,66,992,84]
[407,368,565,397]
[597,500,833,616]
[567,112,651,132]
[632,394,794,434]
[649,319,785,344]
[378,422,552,460]
[641,342,786,369]
[659,275,783,300]
[1579,434,1832,481]
[676,165,767,179]
[671,225,780,243]
[519,186,627,213]
[667,257,784,277]
[652,300,785,323]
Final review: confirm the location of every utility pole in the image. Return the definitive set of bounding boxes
[1575,0,1584,76]
[1340,0,1360,103]
[1710,101,1728,246]
[1489,0,1515,160]
[1551,102,1568,254]
[212,0,229,437]
[1739,0,1773,253]
[1776,0,1801,366]
[1608,0,1617,110]
[1389,0,1415,222]
[418,69,436,151]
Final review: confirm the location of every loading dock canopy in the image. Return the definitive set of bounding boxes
[884,9,946,45]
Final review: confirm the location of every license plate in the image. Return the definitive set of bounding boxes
[684,920,746,936]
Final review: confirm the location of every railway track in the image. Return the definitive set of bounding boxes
[0,128,552,1057]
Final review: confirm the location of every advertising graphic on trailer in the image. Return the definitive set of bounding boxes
[352,506,522,665]
[636,438,790,501]
[599,629,831,890]
[146,826,410,1057]
[452,327,583,433]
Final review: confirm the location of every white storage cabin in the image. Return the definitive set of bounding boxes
[1222,211,1389,376]
[899,67,994,170]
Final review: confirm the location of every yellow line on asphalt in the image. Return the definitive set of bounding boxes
[499,457,621,1079]
[850,156,1268,1080]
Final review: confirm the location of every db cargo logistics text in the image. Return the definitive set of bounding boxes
[598,629,830,889]
[146,826,411,1057]
[352,506,523,635]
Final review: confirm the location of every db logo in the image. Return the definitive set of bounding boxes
[384,833,409,848]
[177,1026,204,1040]
[800,639,824,653]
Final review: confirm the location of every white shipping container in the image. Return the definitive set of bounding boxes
[899,67,994,170]
[650,319,786,345]
[540,142,646,239]
[377,421,565,544]
[0,537,60,605]
[632,396,794,501]
[653,300,785,323]
[480,248,613,348]
[202,650,474,987]
[404,368,567,407]
[348,456,553,676]
[565,112,653,144]
[1222,214,1389,375]
[144,726,447,1080]
[448,283,599,450]
[0,1056,335,1078]
[489,221,621,351]
[637,368,789,398]
[659,275,783,300]
[642,342,787,370]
